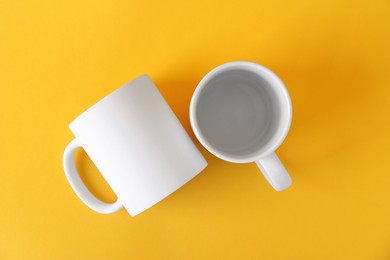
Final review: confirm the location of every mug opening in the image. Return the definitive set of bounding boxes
[190,62,291,163]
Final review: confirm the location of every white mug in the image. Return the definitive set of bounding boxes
[190,61,292,191]
[63,75,208,216]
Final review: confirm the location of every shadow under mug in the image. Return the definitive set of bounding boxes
[63,75,208,216]
[190,61,292,191]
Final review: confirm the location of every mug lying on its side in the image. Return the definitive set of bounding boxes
[63,75,208,216]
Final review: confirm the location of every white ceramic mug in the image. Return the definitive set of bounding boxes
[190,61,292,191]
[63,75,208,216]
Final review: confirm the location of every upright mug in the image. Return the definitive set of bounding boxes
[63,75,208,216]
[190,61,292,191]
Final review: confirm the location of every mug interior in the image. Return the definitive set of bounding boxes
[192,63,291,162]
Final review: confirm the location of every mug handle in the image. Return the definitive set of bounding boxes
[62,139,123,214]
[255,153,292,191]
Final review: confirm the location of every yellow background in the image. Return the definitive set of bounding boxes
[1,0,389,258]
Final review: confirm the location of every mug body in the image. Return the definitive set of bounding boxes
[70,75,207,216]
[190,61,292,163]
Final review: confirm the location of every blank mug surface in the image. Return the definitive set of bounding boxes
[64,75,208,216]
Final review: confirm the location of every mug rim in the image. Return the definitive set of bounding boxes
[190,61,292,163]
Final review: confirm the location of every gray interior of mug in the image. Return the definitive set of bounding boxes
[195,69,282,159]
